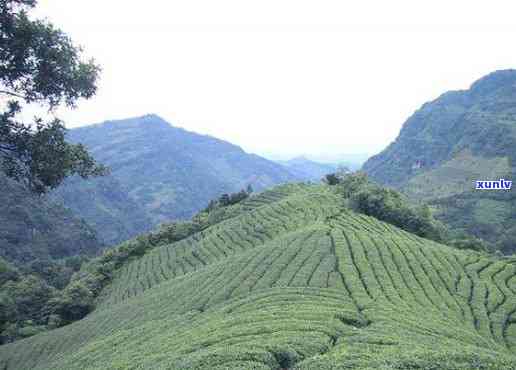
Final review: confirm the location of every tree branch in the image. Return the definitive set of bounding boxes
[0,90,26,100]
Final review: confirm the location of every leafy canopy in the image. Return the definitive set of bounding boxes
[0,0,107,193]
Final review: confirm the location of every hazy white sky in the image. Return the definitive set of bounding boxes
[32,0,516,159]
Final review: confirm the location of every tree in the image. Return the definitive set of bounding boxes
[0,0,107,193]
[324,173,340,185]
[219,193,230,206]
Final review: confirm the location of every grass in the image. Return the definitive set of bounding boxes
[1,184,515,369]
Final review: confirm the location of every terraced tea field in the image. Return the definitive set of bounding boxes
[1,184,516,369]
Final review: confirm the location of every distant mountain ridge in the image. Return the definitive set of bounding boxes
[276,156,338,181]
[54,114,301,245]
[363,69,516,253]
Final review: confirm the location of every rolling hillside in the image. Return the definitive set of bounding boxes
[53,114,300,246]
[363,70,516,253]
[2,184,516,369]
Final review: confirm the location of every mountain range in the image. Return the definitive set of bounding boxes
[52,114,302,246]
[363,69,516,253]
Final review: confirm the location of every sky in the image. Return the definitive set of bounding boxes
[31,0,516,161]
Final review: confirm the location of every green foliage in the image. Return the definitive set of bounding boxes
[0,253,89,343]
[337,173,447,244]
[218,188,251,207]
[0,275,56,343]
[430,190,516,253]
[47,281,94,324]
[448,236,488,252]
[324,173,340,185]
[0,0,106,193]
[0,256,19,285]
[1,183,515,369]
[0,172,102,264]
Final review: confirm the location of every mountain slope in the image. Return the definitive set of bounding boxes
[54,114,300,245]
[0,174,102,264]
[2,184,515,369]
[52,176,153,247]
[363,70,516,252]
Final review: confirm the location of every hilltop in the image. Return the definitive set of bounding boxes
[2,183,515,369]
[53,114,301,246]
[363,70,516,253]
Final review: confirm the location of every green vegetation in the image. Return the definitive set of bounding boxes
[7,185,264,342]
[363,70,516,253]
[51,175,153,247]
[1,183,515,369]
[0,173,102,264]
[0,255,87,343]
[53,114,301,245]
[0,0,106,194]
[331,173,485,252]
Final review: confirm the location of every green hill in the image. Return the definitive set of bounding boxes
[0,173,102,265]
[53,114,301,246]
[363,70,516,253]
[2,184,516,369]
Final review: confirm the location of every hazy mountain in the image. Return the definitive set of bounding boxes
[266,152,369,171]
[363,69,516,253]
[51,176,153,247]
[310,153,370,170]
[276,156,339,180]
[0,174,102,264]
[54,114,301,245]
[3,183,515,369]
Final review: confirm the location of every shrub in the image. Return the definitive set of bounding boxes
[324,173,340,185]
[337,173,447,244]
[47,281,95,324]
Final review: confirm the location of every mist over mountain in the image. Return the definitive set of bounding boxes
[275,156,339,181]
[363,69,516,253]
[265,152,369,171]
[53,115,301,245]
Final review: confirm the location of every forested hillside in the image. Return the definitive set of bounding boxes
[52,176,153,247]
[0,173,102,264]
[54,114,300,245]
[363,70,516,253]
[2,183,515,369]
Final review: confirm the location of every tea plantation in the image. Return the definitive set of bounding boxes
[1,184,516,369]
